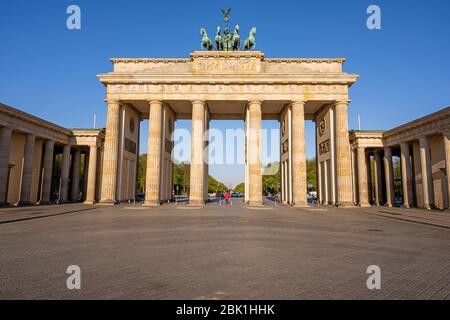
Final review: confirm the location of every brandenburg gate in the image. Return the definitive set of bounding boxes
[1,10,448,210]
[97,50,358,207]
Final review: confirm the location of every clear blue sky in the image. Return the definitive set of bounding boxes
[1,0,450,187]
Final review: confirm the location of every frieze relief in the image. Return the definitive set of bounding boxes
[108,83,348,96]
[192,58,261,73]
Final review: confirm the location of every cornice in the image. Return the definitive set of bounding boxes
[265,58,346,64]
[383,107,450,138]
[97,73,358,85]
[111,58,190,64]
[0,103,72,136]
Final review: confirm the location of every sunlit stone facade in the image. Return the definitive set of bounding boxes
[1,51,448,210]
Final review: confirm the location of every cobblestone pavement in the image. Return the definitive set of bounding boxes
[0,200,449,300]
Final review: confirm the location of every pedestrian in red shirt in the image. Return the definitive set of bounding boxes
[224,191,231,204]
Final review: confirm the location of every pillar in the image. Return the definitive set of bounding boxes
[366,154,373,204]
[84,145,98,204]
[189,100,206,206]
[383,147,394,207]
[19,135,35,205]
[71,148,81,202]
[100,100,120,204]
[323,160,329,205]
[145,100,163,206]
[400,142,413,208]
[203,110,210,201]
[357,147,370,207]
[443,131,450,209]
[40,140,55,204]
[291,101,308,207]
[0,127,12,206]
[247,100,263,206]
[373,150,383,205]
[60,145,71,203]
[39,140,55,204]
[419,136,432,210]
[335,101,354,206]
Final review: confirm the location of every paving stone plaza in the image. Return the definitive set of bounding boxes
[0,201,449,300]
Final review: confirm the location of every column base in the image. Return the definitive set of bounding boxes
[293,202,309,208]
[337,202,355,208]
[98,199,117,206]
[17,201,32,206]
[403,204,410,209]
[143,200,160,207]
[247,201,264,207]
[358,203,371,208]
[188,201,205,207]
[83,200,96,205]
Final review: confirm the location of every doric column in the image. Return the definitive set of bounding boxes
[203,110,210,201]
[400,142,413,208]
[323,160,329,205]
[383,147,394,207]
[0,127,12,206]
[40,140,55,204]
[189,100,207,206]
[291,101,308,207]
[419,136,432,210]
[373,150,383,205]
[100,99,120,204]
[145,100,163,206]
[60,145,71,203]
[70,148,81,202]
[357,147,370,207]
[335,101,354,206]
[19,134,36,205]
[366,154,373,204]
[442,130,450,209]
[84,145,98,204]
[247,100,263,206]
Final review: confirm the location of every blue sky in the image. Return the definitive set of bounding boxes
[1,0,450,187]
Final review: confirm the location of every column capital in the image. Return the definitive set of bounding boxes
[0,126,13,132]
[45,140,55,148]
[400,142,410,151]
[357,146,366,151]
[190,99,205,104]
[290,100,306,106]
[335,99,351,106]
[247,100,263,106]
[419,135,429,145]
[25,133,36,139]
[148,100,163,105]
[384,146,392,155]
[105,98,119,104]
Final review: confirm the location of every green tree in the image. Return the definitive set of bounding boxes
[137,154,147,192]
[306,158,317,191]
[208,176,227,193]
[138,154,228,195]
[233,183,245,194]
[262,162,280,195]
[173,162,190,195]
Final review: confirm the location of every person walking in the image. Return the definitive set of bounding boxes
[224,191,231,205]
